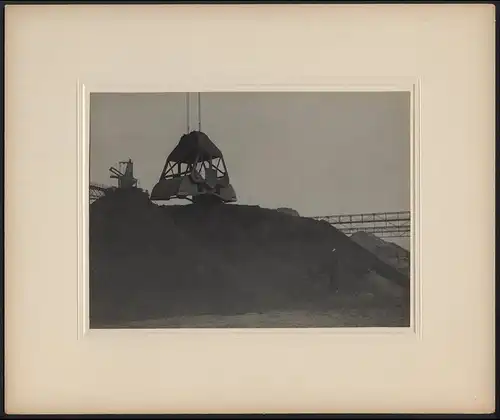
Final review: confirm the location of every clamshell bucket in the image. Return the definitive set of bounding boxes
[150,131,237,204]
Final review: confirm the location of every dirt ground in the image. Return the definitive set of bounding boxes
[93,293,410,329]
[90,192,411,329]
[96,308,409,329]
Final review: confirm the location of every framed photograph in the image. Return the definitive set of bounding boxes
[85,88,415,332]
[4,4,495,415]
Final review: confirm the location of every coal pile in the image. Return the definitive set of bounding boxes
[350,231,410,276]
[89,189,410,327]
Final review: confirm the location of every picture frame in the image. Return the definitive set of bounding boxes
[4,4,495,415]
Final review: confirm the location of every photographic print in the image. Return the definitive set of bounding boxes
[88,91,412,329]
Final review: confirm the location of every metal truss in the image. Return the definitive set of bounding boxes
[312,211,411,238]
[89,182,111,203]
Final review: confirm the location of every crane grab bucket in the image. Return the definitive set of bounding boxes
[150,131,237,204]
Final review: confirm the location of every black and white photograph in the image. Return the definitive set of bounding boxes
[89,91,412,329]
[6,4,496,415]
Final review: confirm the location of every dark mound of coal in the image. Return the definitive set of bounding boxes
[89,190,410,326]
[350,231,410,276]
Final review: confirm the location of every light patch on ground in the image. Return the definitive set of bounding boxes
[96,308,408,329]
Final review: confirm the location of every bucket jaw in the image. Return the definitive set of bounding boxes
[150,131,237,204]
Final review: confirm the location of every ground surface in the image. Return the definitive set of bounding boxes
[89,189,411,329]
[95,306,409,329]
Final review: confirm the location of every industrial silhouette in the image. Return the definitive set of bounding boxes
[89,92,411,329]
[150,130,237,204]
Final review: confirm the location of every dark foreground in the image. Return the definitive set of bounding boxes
[89,189,411,328]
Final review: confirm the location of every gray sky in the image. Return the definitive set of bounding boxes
[90,91,411,248]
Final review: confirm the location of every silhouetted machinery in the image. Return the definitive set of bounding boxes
[109,159,138,189]
[150,130,237,204]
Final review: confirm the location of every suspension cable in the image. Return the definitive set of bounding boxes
[198,92,201,131]
[186,93,190,133]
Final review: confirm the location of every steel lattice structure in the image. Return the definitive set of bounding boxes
[312,211,411,238]
[89,182,112,203]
